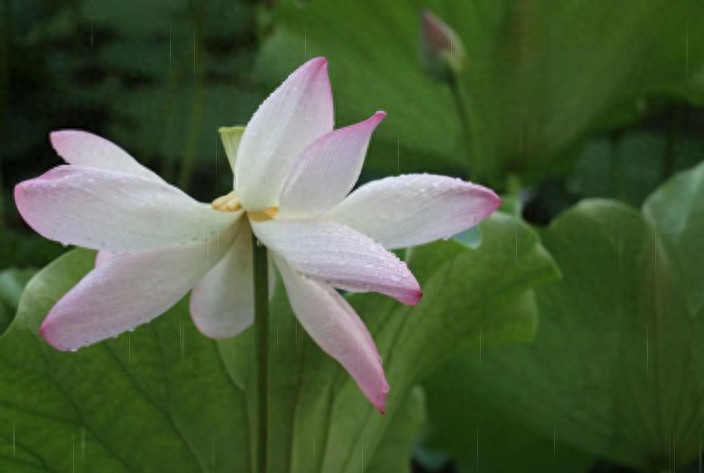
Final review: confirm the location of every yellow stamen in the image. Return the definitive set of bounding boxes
[212,192,278,221]
[211,192,242,212]
[247,207,279,222]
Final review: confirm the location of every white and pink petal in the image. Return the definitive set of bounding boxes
[274,256,388,411]
[50,130,163,181]
[41,233,232,351]
[189,221,255,339]
[15,165,240,251]
[278,111,386,218]
[235,57,334,211]
[327,174,500,249]
[252,219,421,305]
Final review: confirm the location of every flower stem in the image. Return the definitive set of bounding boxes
[252,234,269,473]
[448,74,481,181]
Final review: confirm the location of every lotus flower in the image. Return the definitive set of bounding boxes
[14,57,500,411]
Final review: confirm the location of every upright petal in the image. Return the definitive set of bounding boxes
[252,219,421,305]
[278,111,386,218]
[15,165,240,251]
[41,233,232,351]
[235,57,334,210]
[327,174,501,249]
[50,130,163,181]
[190,220,254,338]
[274,256,388,411]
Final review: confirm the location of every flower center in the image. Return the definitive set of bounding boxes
[211,191,278,221]
[247,207,279,222]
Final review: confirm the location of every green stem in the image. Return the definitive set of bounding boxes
[662,104,683,181]
[448,74,481,180]
[505,174,522,216]
[506,174,521,199]
[252,233,269,473]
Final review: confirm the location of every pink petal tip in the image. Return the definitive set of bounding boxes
[39,316,71,352]
[411,290,423,306]
[374,382,390,414]
[373,110,387,121]
[306,56,328,70]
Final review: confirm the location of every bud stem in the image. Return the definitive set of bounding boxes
[448,75,481,180]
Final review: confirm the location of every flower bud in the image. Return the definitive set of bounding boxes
[218,126,245,170]
[419,10,466,80]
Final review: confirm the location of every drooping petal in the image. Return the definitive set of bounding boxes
[327,174,501,249]
[15,165,240,251]
[50,130,163,181]
[278,111,386,218]
[190,221,254,338]
[252,219,421,305]
[235,57,334,210]
[274,256,388,411]
[41,232,233,351]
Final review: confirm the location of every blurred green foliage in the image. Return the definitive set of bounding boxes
[258,0,704,187]
[420,358,594,473]
[422,162,704,472]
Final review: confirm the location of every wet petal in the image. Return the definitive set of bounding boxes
[252,219,421,305]
[15,165,240,251]
[275,256,388,411]
[50,130,163,181]
[235,57,334,210]
[327,174,500,249]
[190,221,254,338]
[279,111,386,218]
[41,233,232,351]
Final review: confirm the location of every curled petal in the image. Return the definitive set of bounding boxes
[15,165,240,251]
[327,174,500,249]
[274,256,388,411]
[235,57,334,211]
[41,231,233,351]
[50,130,163,181]
[252,219,421,305]
[279,111,386,218]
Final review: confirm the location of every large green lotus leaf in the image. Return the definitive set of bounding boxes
[0,249,252,473]
[643,160,704,317]
[0,268,37,335]
[0,213,557,472]
[426,161,704,471]
[421,357,594,473]
[257,0,704,185]
[365,386,426,473]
